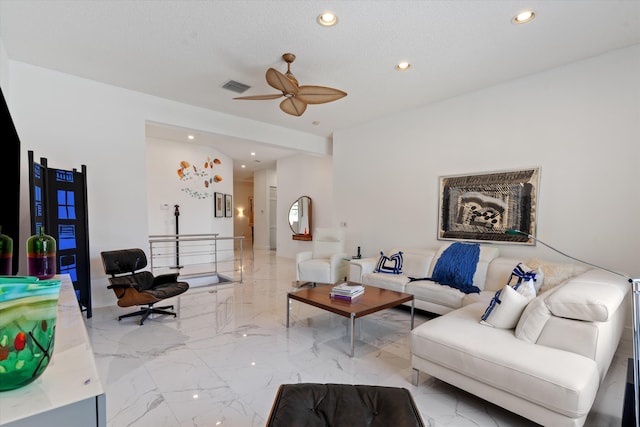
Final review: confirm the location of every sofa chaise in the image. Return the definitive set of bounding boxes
[349,243,630,427]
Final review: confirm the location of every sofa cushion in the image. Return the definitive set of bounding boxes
[399,249,436,278]
[515,286,561,343]
[461,290,494,307]
[412,303,601,418]
[545,269,629,322]
[483,257,524,293]
[362,272,409,293]
[406,280,466,310]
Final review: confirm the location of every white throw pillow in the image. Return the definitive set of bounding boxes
[533,268,544,292]
[480,283,535,329]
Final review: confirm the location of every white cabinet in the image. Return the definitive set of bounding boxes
[0,275,106,426]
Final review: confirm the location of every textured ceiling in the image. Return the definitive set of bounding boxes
[2,0,639,180]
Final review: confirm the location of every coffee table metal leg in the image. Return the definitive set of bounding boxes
[286,295,290,328]
[411,298,415,330]
[350,313,356,357]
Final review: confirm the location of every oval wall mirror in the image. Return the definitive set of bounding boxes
[289,196,312,241]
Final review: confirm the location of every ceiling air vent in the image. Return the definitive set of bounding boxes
[222,80,251,94]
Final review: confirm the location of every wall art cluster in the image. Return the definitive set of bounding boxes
[438,168,540,244]
[176,156,223,199]
[214,192,232,218]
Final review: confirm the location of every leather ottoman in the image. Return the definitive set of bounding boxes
[266,383,424,427]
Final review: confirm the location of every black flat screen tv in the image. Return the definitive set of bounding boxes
[0,86,20,274]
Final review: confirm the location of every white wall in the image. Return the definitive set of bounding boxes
[6,60,327,307]
[334,45,640,277]
[145,137,234,268]
[146,137,233,235]
[276,154,334,258]
[0,37,8,91]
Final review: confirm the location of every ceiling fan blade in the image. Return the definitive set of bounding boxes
[296,86,347,105]
[266,68,298,95]
[279,97,307,116]
[233,94,283,100]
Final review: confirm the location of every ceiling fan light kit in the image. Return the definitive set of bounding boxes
[234,53,347,117]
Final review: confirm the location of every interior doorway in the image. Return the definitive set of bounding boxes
[269,186,277,250]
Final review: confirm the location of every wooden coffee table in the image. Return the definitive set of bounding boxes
[286,284,414,357]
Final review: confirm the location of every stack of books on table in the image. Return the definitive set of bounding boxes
[330,283,365,302]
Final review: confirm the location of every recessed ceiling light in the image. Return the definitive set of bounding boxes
[187,134,194,140]
[317,12,338,27]
[241,164,246,168]
[251,152,256,156]
[395,61,411,71]
[512,10,535,24]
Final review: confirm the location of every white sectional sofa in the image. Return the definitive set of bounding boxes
[349,243,630,427]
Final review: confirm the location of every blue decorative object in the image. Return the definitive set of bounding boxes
[430,243,481,293]
[481,277,527,323]
[375,251,403,274]
[481,287,504,321]
[509,263,537,285]
[0,276,61,391]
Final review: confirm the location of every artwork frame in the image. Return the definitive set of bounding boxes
[214,192,224,218]
[438,167,540,244]
[224,194,232,218]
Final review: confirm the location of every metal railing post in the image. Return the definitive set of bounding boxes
[239,238,243,283]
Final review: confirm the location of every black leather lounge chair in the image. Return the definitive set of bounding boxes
[100,248,189,325]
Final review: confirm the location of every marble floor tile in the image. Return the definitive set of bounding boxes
[85,248,631,426]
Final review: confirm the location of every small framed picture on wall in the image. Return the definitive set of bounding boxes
[225,194,232,217]
[214,192,224,218]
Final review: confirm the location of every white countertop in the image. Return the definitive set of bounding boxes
[0,275,105,425]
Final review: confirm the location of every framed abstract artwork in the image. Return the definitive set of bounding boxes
[214,192,224,218]
[438,168,540,244]
[225,194,232,218]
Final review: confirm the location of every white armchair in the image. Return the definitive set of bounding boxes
[296,228,348,285]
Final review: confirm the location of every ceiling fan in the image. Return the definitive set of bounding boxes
[234,53,347,116]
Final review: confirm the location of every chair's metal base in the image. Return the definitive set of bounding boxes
[118,304,177,325]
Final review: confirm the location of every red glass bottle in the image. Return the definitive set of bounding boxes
[0,225,13,275]
[27,227,56,279]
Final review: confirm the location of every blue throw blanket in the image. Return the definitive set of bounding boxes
[409,242,481,294]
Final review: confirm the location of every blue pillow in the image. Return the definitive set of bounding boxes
[374,251,403,274]
[431,243,480,294]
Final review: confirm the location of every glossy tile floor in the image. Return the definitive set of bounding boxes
[85,248,631,426]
